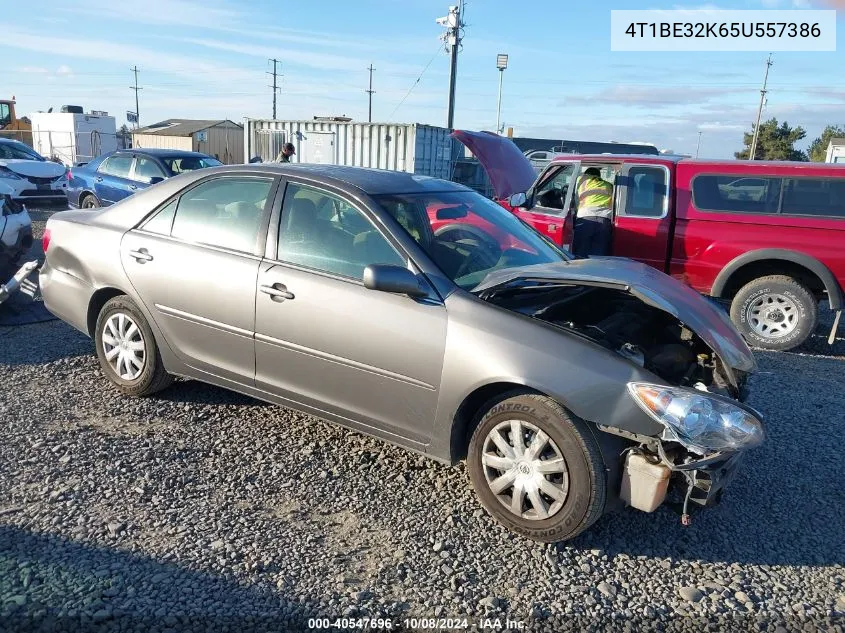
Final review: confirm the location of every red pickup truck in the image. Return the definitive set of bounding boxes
[454,130,844,352]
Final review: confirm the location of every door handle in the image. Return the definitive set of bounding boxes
[128,248,153,263]
[260,283,294,302]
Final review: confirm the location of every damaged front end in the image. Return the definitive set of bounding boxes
[476,259,765,522]
[0,193,37,305]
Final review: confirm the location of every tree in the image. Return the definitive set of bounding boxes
[807,124,845,162]
[735,118,808,161]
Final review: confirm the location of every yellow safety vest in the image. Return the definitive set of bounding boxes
[577,175,612,210]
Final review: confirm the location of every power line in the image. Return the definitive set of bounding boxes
[129,66,142,128]
[268,58,281,119]
[388,46,442,120]
[366,64,376,123]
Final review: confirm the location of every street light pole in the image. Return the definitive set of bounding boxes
[696,131,702,158]
[495,53,508,134]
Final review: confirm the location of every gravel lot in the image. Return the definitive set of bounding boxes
[1,209,843,632]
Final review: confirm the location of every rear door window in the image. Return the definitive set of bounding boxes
[620,166,668,218]
[692,175,782,214]
[781,178,845,218]
[98,155,133,179]
[170,177,273,253]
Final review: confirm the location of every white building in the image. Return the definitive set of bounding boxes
[825,137,845,163]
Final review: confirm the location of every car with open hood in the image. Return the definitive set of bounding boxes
[0,138,68,205]
[40,163,764,542]
[453,129,845,352]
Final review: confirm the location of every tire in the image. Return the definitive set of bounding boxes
[730,275,817,352]
[94,296,173,396]
[467,391,607,543]
[80,194,99,209]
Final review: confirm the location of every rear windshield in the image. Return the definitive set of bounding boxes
[692,174,845,218]
[162,156,222,175]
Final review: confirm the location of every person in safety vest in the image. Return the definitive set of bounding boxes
[572,167,613,257]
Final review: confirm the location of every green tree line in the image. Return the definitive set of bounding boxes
[735,119,845,162]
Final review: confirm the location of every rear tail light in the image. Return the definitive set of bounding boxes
[42,227,52,254]
[66,170,72,181]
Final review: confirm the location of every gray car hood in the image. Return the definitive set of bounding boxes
[475,257,757,374]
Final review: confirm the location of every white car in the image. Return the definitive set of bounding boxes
[0,181,35,300]
[0,138,68,205]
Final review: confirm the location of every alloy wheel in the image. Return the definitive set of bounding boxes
[101,312,146,380]
[746,292,800,339]
[481,419,570,521]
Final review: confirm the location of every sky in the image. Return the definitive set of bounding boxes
[1,0,844,158]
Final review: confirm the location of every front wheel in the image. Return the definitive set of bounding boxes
[94,296,173,396]
[730,275,817,351]
[467,392,607,543]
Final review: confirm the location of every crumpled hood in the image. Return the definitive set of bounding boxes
[0,159,66,179]
[452,130,538,199]
[475,257,757,374]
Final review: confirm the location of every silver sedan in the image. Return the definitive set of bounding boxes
[40,164,765,542]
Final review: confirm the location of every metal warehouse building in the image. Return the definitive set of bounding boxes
[132,119,243,164]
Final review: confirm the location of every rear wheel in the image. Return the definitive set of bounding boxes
[730,275,817,351]
[467,392,607,543]
[80,194,99,209]
[94,296,172,396]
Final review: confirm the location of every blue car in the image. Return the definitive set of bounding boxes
[68,149,222,209]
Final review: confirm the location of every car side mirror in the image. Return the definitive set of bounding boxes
[148,177,165,185]
[363,264,427,298]
[508,192,527,208]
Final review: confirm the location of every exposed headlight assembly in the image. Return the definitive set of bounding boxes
[627,382,764,455]
[0,167,24,181]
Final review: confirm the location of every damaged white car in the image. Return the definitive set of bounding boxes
[0,185,37,305]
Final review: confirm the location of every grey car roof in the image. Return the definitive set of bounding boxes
[244,164,473,196]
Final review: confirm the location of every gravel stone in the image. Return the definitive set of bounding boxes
[679,586,705,603]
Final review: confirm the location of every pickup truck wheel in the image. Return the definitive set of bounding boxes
[80,194,99,209]
[730,275,817,351]
[94,296,173,396]
[467,392,606,543]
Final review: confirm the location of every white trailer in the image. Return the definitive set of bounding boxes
[29,112,118,166]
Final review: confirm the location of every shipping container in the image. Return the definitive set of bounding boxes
[244,119,460,180]
[29,112,118,167]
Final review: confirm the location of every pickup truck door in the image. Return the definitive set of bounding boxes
[513,161,580,249]
[612,163,672,272]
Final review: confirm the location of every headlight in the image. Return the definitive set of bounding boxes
[0,167,24,181]
[627,382,764,455]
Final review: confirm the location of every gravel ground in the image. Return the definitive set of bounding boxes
[0,209,843,632]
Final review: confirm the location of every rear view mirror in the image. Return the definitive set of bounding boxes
[363,264,427,298]
[508,192,527,208]
[435,205,469,220]
[149,177,165,185]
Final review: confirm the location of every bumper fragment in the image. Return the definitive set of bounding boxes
[0,260,39,305]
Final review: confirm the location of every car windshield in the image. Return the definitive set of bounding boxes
[162,156,222,174]
[0,142,45,161]
[374,190,568,290]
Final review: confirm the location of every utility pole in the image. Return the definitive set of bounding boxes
[696,131,702,158]
[749,54,773,161]
[129,66,142,128]
[366,64,376,123]
[268,59,281,119]
[437,2,464,129]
